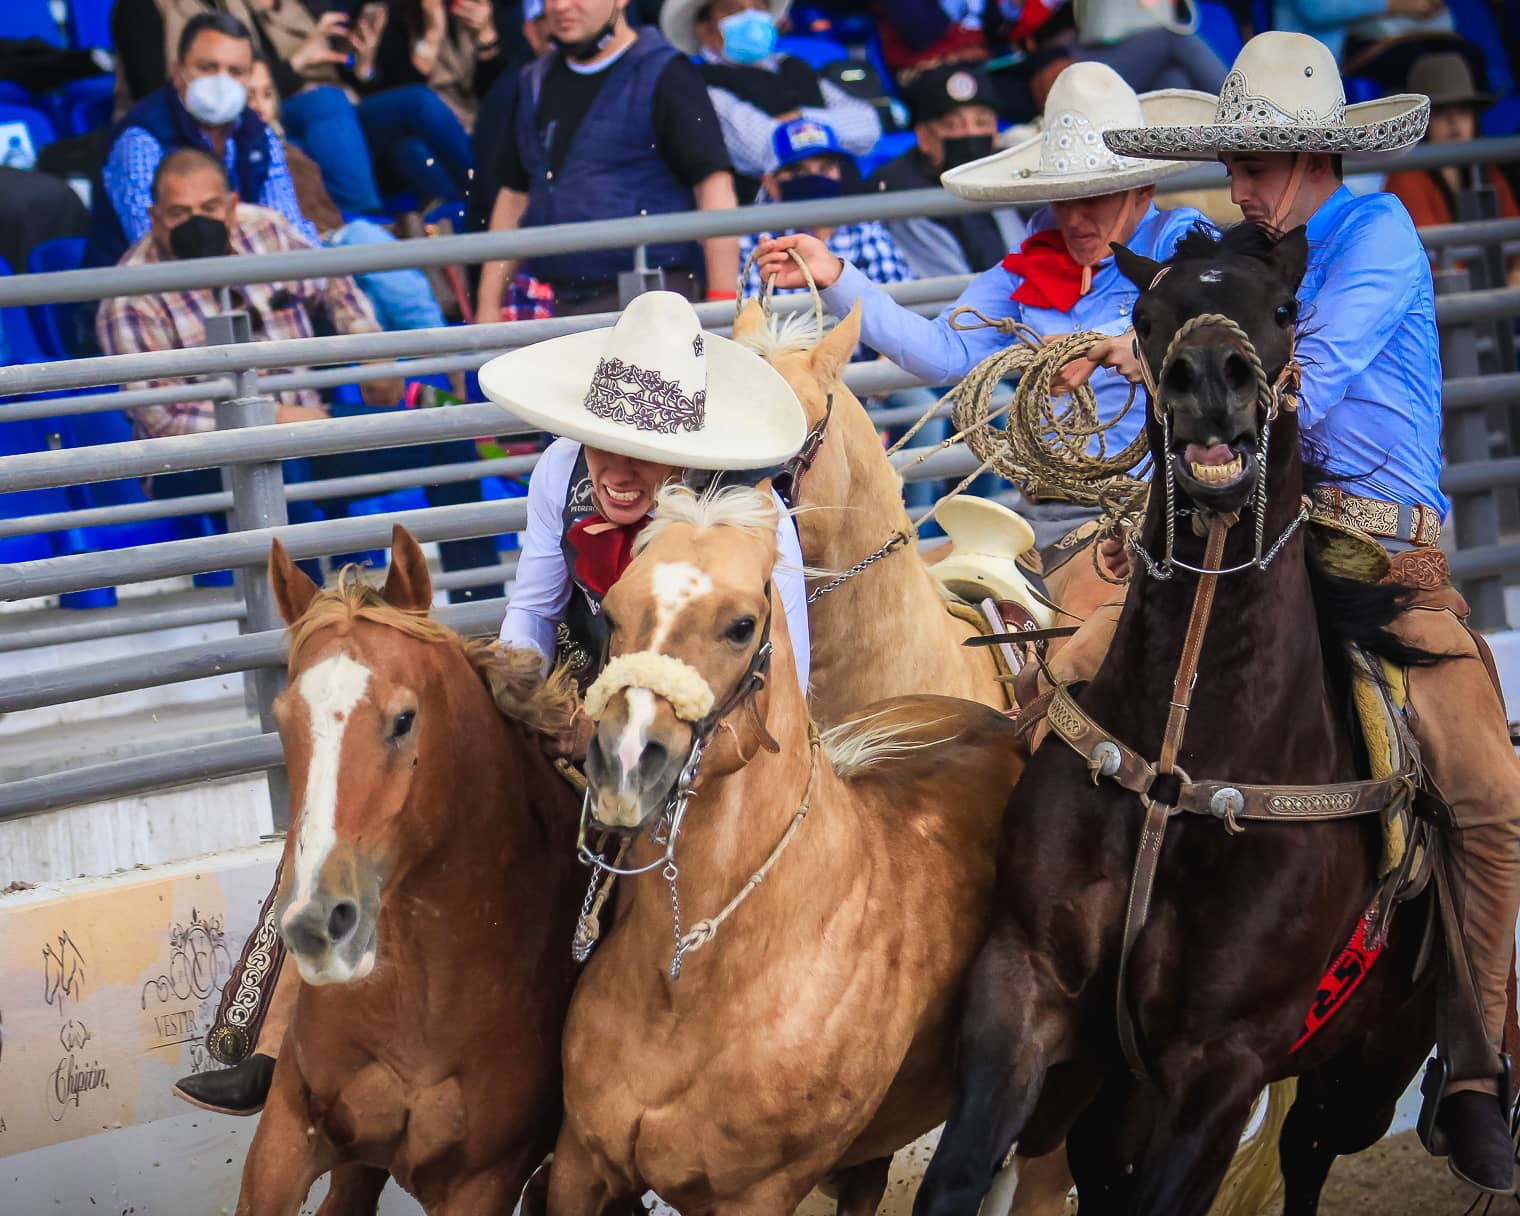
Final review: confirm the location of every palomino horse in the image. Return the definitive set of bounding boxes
[235,526,586,1214]
[731,302,1008,723]
[545,483,1027,1216]
[913,225,1438,1216]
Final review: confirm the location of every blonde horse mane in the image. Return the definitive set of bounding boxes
[286,566,578,737]
[820,709,953,778]
[637,483,780,553]
[732,308,825,359]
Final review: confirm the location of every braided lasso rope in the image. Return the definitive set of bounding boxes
[940,308,1151,525]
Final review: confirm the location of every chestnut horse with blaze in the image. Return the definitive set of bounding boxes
[234,527,585,1215]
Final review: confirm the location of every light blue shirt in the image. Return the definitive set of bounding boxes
[820,203,1208,458]
[1271,0,1386,60]
[1297,186,1448,517]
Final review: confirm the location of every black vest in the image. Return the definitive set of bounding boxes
[556,448,609,688]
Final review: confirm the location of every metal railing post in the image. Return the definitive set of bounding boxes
[1435,267,1507,629]
[618,241,665,306]
[208,310,293,829]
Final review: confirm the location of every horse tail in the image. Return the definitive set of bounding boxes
[1207,1078,1296,1216]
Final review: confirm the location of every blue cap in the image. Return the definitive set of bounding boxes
[772,117,844,171]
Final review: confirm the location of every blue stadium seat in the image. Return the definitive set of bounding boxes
[1484,95,1520,138]
[775,33,852,71]
[66,0,115,50]
[26,237,87,360]
[0,82,36,106]
[1447,0,1513,94]
[8,0,67,47]
[49,75,114,139]
[0,102,59,167]
[1195,2,1243,67]
[856,130,916,181]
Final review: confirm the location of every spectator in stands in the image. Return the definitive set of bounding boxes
[660,0,881,200]
[246,56,448,331]
[112,0,389,219]
[95,149,501,598]
[476,0,740,318]
[740,117,911,298]
[347,0,509,204]
[1272,0,1447,61]
[88,12,316,268]
[875,0,993,81]
[1384,50,1520,285]
[467,0,553,235]
[868,63,1027,278]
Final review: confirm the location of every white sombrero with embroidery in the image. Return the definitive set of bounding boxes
[1103,31,1429,162]
[940,62,1209,203]
[478,291,806,470]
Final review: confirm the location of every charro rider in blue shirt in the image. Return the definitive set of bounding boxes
[1099,32,1519,1196]
[756,61,1216,627]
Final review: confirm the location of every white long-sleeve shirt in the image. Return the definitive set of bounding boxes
[500,438,812,690]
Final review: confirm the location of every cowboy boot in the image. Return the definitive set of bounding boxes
[172,1052,276,1117]
[1437,1085,1516,1195]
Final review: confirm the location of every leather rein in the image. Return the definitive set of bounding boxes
[1050,312,1417,1081]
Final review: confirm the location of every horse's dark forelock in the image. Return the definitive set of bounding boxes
[1168,220,1283,271]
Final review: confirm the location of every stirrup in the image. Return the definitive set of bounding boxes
[1418,1054,1452,1156]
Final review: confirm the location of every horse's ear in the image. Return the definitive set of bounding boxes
[1111,242,1163,292]
[1271,225,1310,292]
[383,525,433,612]
[732,297,766,344]
[269,536,319,625]
[810,302,860,385]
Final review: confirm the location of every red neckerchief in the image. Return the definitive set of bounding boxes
[565,513,650,598]
[1002,228,1089,312]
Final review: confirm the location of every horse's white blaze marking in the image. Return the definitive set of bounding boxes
[1198,268,1223,283]
[650,560,712,654]
[615,687,657,784]
[287,652,371,914]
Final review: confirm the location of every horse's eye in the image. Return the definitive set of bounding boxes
[725,617,757,645]
[1275,301,1297,326]
[391,710,416,739]
[1135,313,1152,340]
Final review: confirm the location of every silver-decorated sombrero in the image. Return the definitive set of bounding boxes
[1103,31,1429,162]
[478,292,806,471]
[940,62,1210,203]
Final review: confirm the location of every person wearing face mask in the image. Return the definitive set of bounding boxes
[739,117,912,300]
[755,63,1208,622]
[660,0,881,201]
[87,11,316,269]
[476,0,740,319]
[868,63,1027,279]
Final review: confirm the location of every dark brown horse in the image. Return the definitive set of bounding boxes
[235,527,586,1215]
[912,224,1439,1216]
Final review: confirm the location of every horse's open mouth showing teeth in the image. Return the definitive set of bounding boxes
[1181,443,1248,489]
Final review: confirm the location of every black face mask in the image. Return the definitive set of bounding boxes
[551,13,618,61]
[940,134,995,171]
[777,173,843,203]
[169,213,229,260]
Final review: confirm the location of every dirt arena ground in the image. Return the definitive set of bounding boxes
[788,1130,1491,1215]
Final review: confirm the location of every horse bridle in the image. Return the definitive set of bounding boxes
[573,585,782,979]
[776,393,833,506]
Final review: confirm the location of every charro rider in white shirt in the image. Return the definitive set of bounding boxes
[172,291,811,1118]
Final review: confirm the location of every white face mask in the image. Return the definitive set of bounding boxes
[183,73,247,126]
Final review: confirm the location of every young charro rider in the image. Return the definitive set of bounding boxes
[755,60,1215,623]
[1093,31,1520,1196]
[173,292,812,1116]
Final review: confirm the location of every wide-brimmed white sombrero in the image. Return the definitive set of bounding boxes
[478,291,806,471]
[1103,31,1429,162]
[660,0,790,56]
[941,62,1208,203]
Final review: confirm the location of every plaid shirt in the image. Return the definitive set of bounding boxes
[740,219,913,298]
[97,205,380,439]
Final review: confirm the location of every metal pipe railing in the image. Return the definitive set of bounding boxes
[0,137,1511,309]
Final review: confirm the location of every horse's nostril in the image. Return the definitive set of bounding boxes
[1163,356,1197,395]
[638,741,668,783]
[327,901,358,943]
[1224,351,1253,392]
